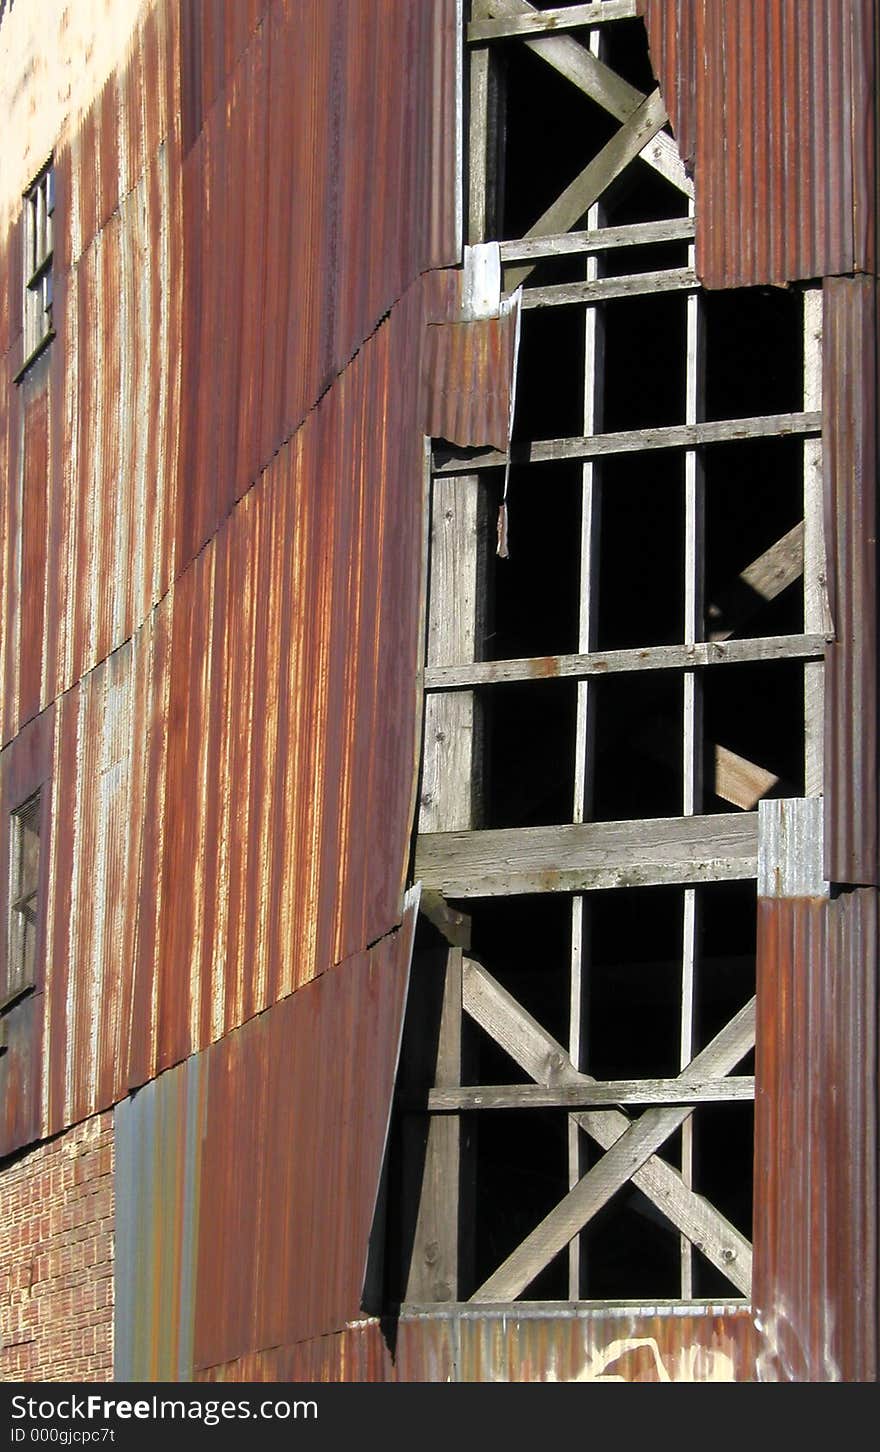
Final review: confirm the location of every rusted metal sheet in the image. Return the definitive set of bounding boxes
[197,1307,758,1382]
[422,304,521,453]
[112,897,417,1380]
[754,891,877,1381]
[0,705,53,1158]
[192,897,418,1373]
[0,0,459,751]
[114,1051,209,1382]
[175,0,461,566]
[823,275,879,886]
[640,0,877,287]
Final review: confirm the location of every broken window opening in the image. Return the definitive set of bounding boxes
[18,160,55,377]
[391,0,823,1314]
[4,791,42,1013]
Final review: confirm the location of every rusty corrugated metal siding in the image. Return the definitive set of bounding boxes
[823,275,879,886]
[0,0,462,1155]
[196,1308,759,1382]
[113,897,417,1380]
[422,306,520,453]
[0,0,459,750]
[640,0,878,287]
[754,892,877,1381]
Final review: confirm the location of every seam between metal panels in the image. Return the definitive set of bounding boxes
[1,260,456,753]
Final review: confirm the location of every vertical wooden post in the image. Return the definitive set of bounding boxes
[680,202,705,1300]
[568,17,607,1303]
[410,472,485,1301]
[802,288,824,797]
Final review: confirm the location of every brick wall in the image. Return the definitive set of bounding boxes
[1,1112,113,1381]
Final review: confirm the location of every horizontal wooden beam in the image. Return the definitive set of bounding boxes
[432,412,822,474]
[469,1,638,42]
[523,268,699,309]
[415,813,759,897]
[425,1077,755,1111]
[499,217,696,262]
[424,632,826,691]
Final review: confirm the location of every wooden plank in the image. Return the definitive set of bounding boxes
[427,1077,756,1110]
[416,813,759,898]
[419,476,484,834]
[714,745,779,812]
[504,89,669,292]
[707,523,805,642]
[432,411,823,472]
[420,890,472,949]
[425,632,827,690]
[468,47,490,244]
[522,268,698,308]
[470,998,756,1301]
[462,960,752,1294]
[498,217,695,262]
[802,288,826,797]
[476,0,690,195]
[404,947,465,1303]
[469,1,638,42]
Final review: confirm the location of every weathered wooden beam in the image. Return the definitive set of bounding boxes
[475,0,690,196]
[416,813,758,897]
[420,890,472,949]
[432,411,823,473]
[707,523,805,642]
[426,1077,755,1110]
[470,998,756,1301]
[424,632,826,691]
[505,88,669,291]
[714,744,779,812]
[469,0,638,42]
[499,217,695,262]
[522,268,698,309]
[462,960,753,1293]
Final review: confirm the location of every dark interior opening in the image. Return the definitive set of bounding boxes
[704,287,804,422]
[704,659,805,808]
[596,452,685,649]
[591,670,683,821]
[602,292,688,431]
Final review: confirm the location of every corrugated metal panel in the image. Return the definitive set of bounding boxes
[757,798,828,900]
[754,891,877,1381]
[113,896,417,1380]
[196,1308,758,1382]
[114,1052,209,1382]
[823,275,879,886]
[639,0,877,288]
[422,303,520,453]
[175,0,461,567]
[192,898,418,1372]
[0,0,459,750]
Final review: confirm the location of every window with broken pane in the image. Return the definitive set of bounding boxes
[392,0,823,1310]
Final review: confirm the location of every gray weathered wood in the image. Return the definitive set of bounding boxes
[470,998,756,1301]
[505,89,669,291]
[425,632,826,691]
[416,813,759,897]
[404,947,465,1303]
[468,46,490,244]
[462,959,752,1293]
[523,268,698,308]
[419,476,484,834]
[476,0,690,195]
[499,217,695,262]
[432,411,823,473]
[469,1,638,42]
[427,1077,755,1110]
[802,288,826,797]
[420,890,472,949]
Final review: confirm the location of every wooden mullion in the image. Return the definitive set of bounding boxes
[424,632,827,689]
[681,214,704,1300]
[428,1077,756,1110]
[431,410,824,472]
[499,216,696,262]
[468,1,639,43]
[802,288,825,796]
